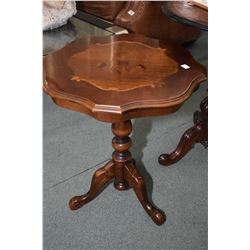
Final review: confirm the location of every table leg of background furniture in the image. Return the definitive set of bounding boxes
[69,120,166,225]
[158,97,208,166]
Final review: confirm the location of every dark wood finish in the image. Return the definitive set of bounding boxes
[162,1,208,31]
[44,34,207,225]
[69,120,166,225]
[44,34,206,122]
[69,160,115,210]
[159,97,207,166]
[76,1,126,21]
[159,2,208,166]
[76,1,201,44]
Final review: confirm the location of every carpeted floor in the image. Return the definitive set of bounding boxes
[43,24,208,249]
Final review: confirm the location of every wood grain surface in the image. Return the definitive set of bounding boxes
[44,34,207,122]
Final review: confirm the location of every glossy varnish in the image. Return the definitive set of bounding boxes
[44,34,207,122]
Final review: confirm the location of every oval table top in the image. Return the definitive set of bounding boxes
[44,34,207,122]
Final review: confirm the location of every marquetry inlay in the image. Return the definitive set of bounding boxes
[67,41,178,91]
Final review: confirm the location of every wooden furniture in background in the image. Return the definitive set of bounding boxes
[75,1,201,44]
[161,1,208,30]
[159,1,208,166]
[44,34,207,225]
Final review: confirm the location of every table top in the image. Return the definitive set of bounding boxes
[162,1,208,31]
[44,34,207,122]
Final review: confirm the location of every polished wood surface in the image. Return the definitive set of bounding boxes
[44,34,207,122]
[69,120,166,225]
[68,41,179,91]
[162,1,208,31]
[44,34,207,225]
[159,97,208,166]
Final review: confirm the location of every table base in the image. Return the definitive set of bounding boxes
[158,97,208,166]
[69,120,166,225]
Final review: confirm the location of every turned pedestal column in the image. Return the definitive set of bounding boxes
[69,120,166,225]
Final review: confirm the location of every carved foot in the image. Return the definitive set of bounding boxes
[159,96,208,166]
[158,123,207,166]
[69,160,114,210]
[124,162,166,225]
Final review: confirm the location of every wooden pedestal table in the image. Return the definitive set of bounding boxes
[159,1,208,166]
[43,34,207,225]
